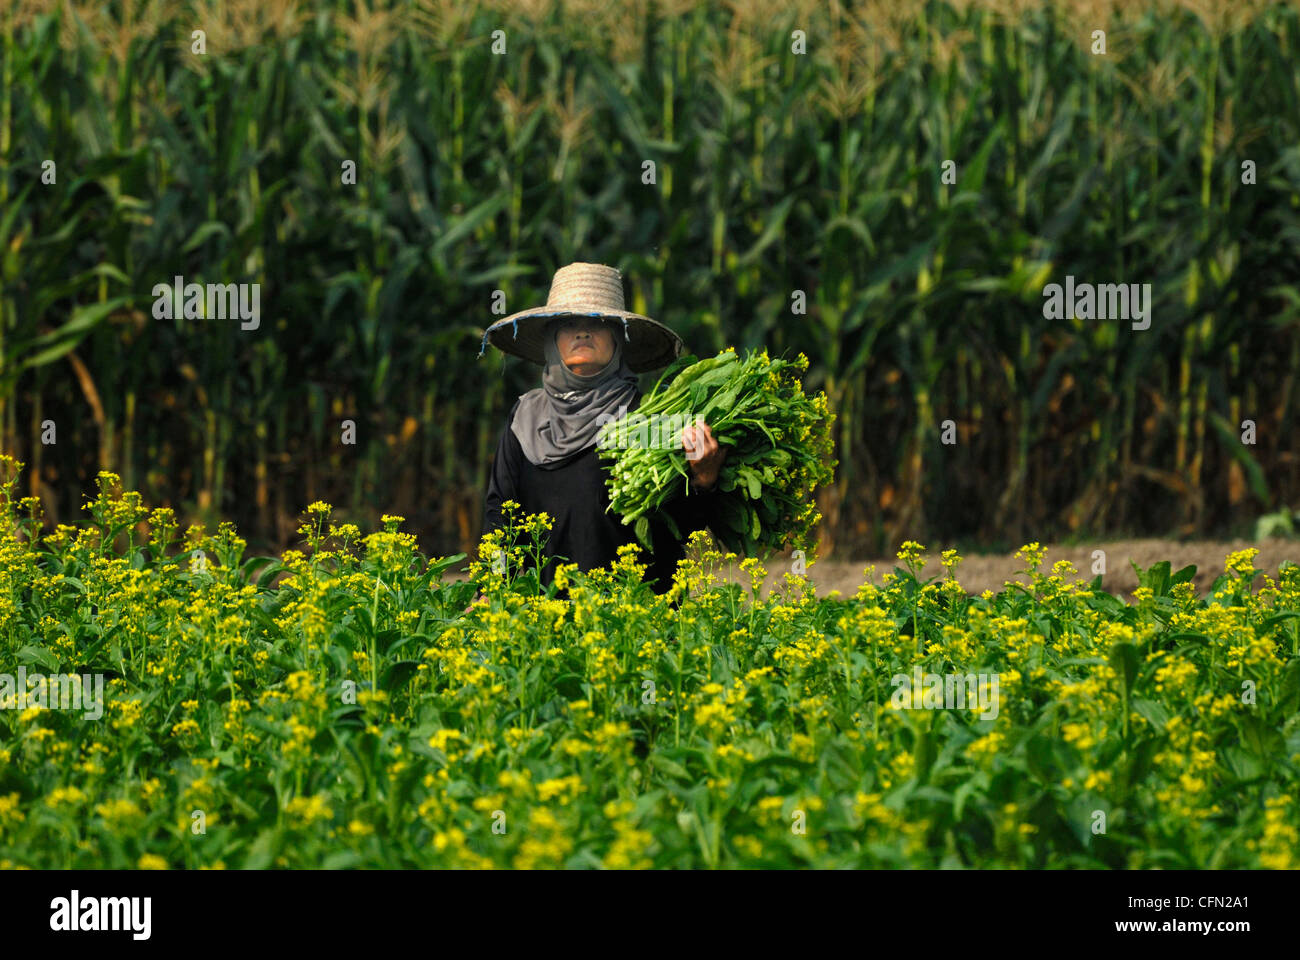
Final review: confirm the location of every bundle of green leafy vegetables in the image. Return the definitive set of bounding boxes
[596,347,836,558]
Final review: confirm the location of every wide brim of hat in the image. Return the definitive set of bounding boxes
[478,307,683,374]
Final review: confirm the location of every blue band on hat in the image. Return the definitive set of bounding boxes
[481,310,648,360]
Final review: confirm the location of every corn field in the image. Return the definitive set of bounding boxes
[2,0,1299,558]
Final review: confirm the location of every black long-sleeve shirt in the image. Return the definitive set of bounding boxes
[482,390,720,595]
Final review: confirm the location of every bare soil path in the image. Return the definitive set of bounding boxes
[445,538,1299,601]
[741,538,1299,601]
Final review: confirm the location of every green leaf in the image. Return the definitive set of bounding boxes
[181,220,234,254]
[649,354,699,395]
[735,194,796,268]
[23,297,133,369]
[321,850,363,869]
[1131,698,1170,731]
[953,778,982,821]
[242,828,279,870]
[1147,561,1171,597]
[1108,642,1139,696]
[1109,641,1139,738]
[434,193,510,257]
[1276,659,1300,717]
[379,660,421,694]
[1238,712,1282,759]
[649,753,690,780]
[1124,737,1159,789]
[0,183,34,247]
[1263,612,1300,634]
[426,553,468,580]
[17,645,60,672]
[1221,745,1264,782]
[1025,733,1060,781]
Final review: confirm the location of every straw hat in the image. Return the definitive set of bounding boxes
[477,262,683,373]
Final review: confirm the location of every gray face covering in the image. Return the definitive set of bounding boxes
[510,317,640,468]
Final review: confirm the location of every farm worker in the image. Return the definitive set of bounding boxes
[476,261,727,597]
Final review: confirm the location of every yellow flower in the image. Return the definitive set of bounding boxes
[966,730,1004,762]
[1084,770,1112,792]
[284,671,317,702]
[428,728,465,753]
[171,718,201,738]
[1062,721,1096,751]
[1260,796,1298,870]
[0,793,25,829]
[756,796,786,825]
[94,798,142,825]
[1225,548,1260,578]
[137,854,168,870]
[890,750,916,782]
[536,775,583,804]
[284,794,333,827]
[553,562,579,592]
[1015,542,1047,571]
[46,787,88,808]
[896,541,927,566]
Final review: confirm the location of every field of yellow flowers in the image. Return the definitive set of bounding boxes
[1,457,1297,869]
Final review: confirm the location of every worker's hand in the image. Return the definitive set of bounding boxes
[463,594,488,615]
[683,420,726,491]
